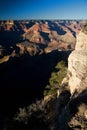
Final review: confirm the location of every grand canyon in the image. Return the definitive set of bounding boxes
[0,20,82,58]
[0,20,87,130]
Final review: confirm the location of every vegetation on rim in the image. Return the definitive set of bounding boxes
[44,60,67,96]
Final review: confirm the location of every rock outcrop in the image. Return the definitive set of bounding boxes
[56,24,87,130]
[68,24,87,94]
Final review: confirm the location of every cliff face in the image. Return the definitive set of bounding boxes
[68,28,87,93]
[56,24,87,130]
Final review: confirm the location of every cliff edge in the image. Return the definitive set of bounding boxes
[56,24,87,130]
[68,28,87,93]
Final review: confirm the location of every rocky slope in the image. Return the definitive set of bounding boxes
[56,24,87,130]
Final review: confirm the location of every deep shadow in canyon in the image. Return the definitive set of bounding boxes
[0,50,71,118]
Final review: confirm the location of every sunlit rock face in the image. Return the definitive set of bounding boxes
[68,24,87,93]
[56,24,87,130]
[76,32,87,50]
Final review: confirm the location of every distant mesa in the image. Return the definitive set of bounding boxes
[1,20,14,25]
[0,20,14,31]
[5,20,14,25]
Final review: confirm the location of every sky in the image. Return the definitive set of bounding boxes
[0,0,87,20]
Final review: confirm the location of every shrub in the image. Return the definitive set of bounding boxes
[13,100,52,130]
[44,60,67,96]
[14,100,48,124]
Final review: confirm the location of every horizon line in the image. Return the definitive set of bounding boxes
[0,19,87,21]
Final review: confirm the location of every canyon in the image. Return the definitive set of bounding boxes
[0,20,82,59]
[0,20,87,130]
